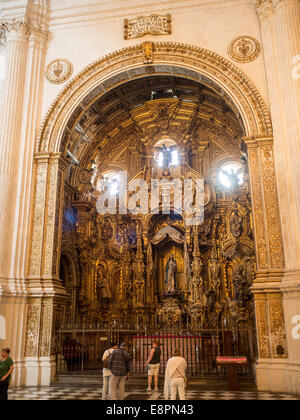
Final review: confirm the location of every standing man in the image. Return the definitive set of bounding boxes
[108,343,130,400]
[146,340,161,392]
[101,342,118,400]
[0,348,14,401]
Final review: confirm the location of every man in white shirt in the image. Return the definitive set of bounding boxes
[102,343,118,400]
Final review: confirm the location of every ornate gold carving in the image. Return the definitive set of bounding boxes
[255,299,270,358]
[260,146,284,269]
[228,36,261,63]
[25,300,41,357]
[142,41,154,64]
[46,59,73,85]
[37,42,273,155]
[157,297,181,327]
[247,147,269,269]
[268,295,287,358]
[30,159,49,277]
[40,301,53,357]
[124,14,171,40]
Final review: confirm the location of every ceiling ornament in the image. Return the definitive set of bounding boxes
[124,14,171,40]
[46,59,73,85]
[228,36,261,63]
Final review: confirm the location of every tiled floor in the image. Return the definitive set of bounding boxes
[8,384,300,400]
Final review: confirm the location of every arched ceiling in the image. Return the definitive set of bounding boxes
[64,75,245,186]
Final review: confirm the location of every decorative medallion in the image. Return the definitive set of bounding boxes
[124,14,171,40]
[228,36,261,63]
[46,59,73,84]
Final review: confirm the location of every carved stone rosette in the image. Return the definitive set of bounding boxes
[228,36,261,63]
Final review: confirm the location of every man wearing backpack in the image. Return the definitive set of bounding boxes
[101,343,118,400]
[108,343,130,400]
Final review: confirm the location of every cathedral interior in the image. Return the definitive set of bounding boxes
[59,75,256,334]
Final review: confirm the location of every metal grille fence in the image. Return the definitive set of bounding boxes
[55,325,257,377]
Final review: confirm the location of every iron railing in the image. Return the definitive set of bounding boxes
[55,324,257,378]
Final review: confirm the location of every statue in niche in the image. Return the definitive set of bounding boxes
[96,267,112,302]
[165,254,177,292]
[233,264,247,307]
[101,218,113,242]
[210,257,221,301]
[230,210,244,238]
[221,169,241,195]
[161,144,176,169]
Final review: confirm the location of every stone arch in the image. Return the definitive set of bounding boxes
[27,43,285,380]
[37,42,272,155]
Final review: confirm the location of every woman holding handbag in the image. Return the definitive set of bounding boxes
[164,348,187,400]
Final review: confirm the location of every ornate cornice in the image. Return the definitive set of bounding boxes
[37,42,273,155]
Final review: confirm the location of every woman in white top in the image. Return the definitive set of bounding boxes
[164,348,187,400]
[102,343,118,400]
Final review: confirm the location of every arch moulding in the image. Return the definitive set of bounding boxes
[37,42,273,155]
[27,44,287,381]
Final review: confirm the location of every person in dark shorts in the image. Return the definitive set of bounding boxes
[0,348,14,401]
[146,340,161,392]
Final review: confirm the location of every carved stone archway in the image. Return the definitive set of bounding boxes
[27,42,286,386]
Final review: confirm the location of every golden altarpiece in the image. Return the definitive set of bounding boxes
[59,77,256,333]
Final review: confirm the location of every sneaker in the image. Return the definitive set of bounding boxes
[154,388,159,392]
[146,388,152,393]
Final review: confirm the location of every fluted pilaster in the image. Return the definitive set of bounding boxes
[0,18,30,292]
[254,0,300,394]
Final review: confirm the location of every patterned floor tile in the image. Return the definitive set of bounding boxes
[8,384,300,401]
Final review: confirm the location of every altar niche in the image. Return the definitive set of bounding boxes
[55,74,259,335]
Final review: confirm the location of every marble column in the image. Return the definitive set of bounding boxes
[0,1,49,387]
[254,0,300,394]
[0,18,30,292]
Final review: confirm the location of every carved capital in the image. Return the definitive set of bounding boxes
[0,16,48,47]
[272,0,300,8]
[254,0,274,20]
[29,23,49,46]
[0,24,7,49]
[0,17,30,44]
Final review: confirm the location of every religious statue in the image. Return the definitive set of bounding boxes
[162,144,172,168]
[230,210,244,238]
[210,256,221,301]
[96,267,112,302]
[220,168,242,195]
[165,254,177,292]
[233,264,247,307]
